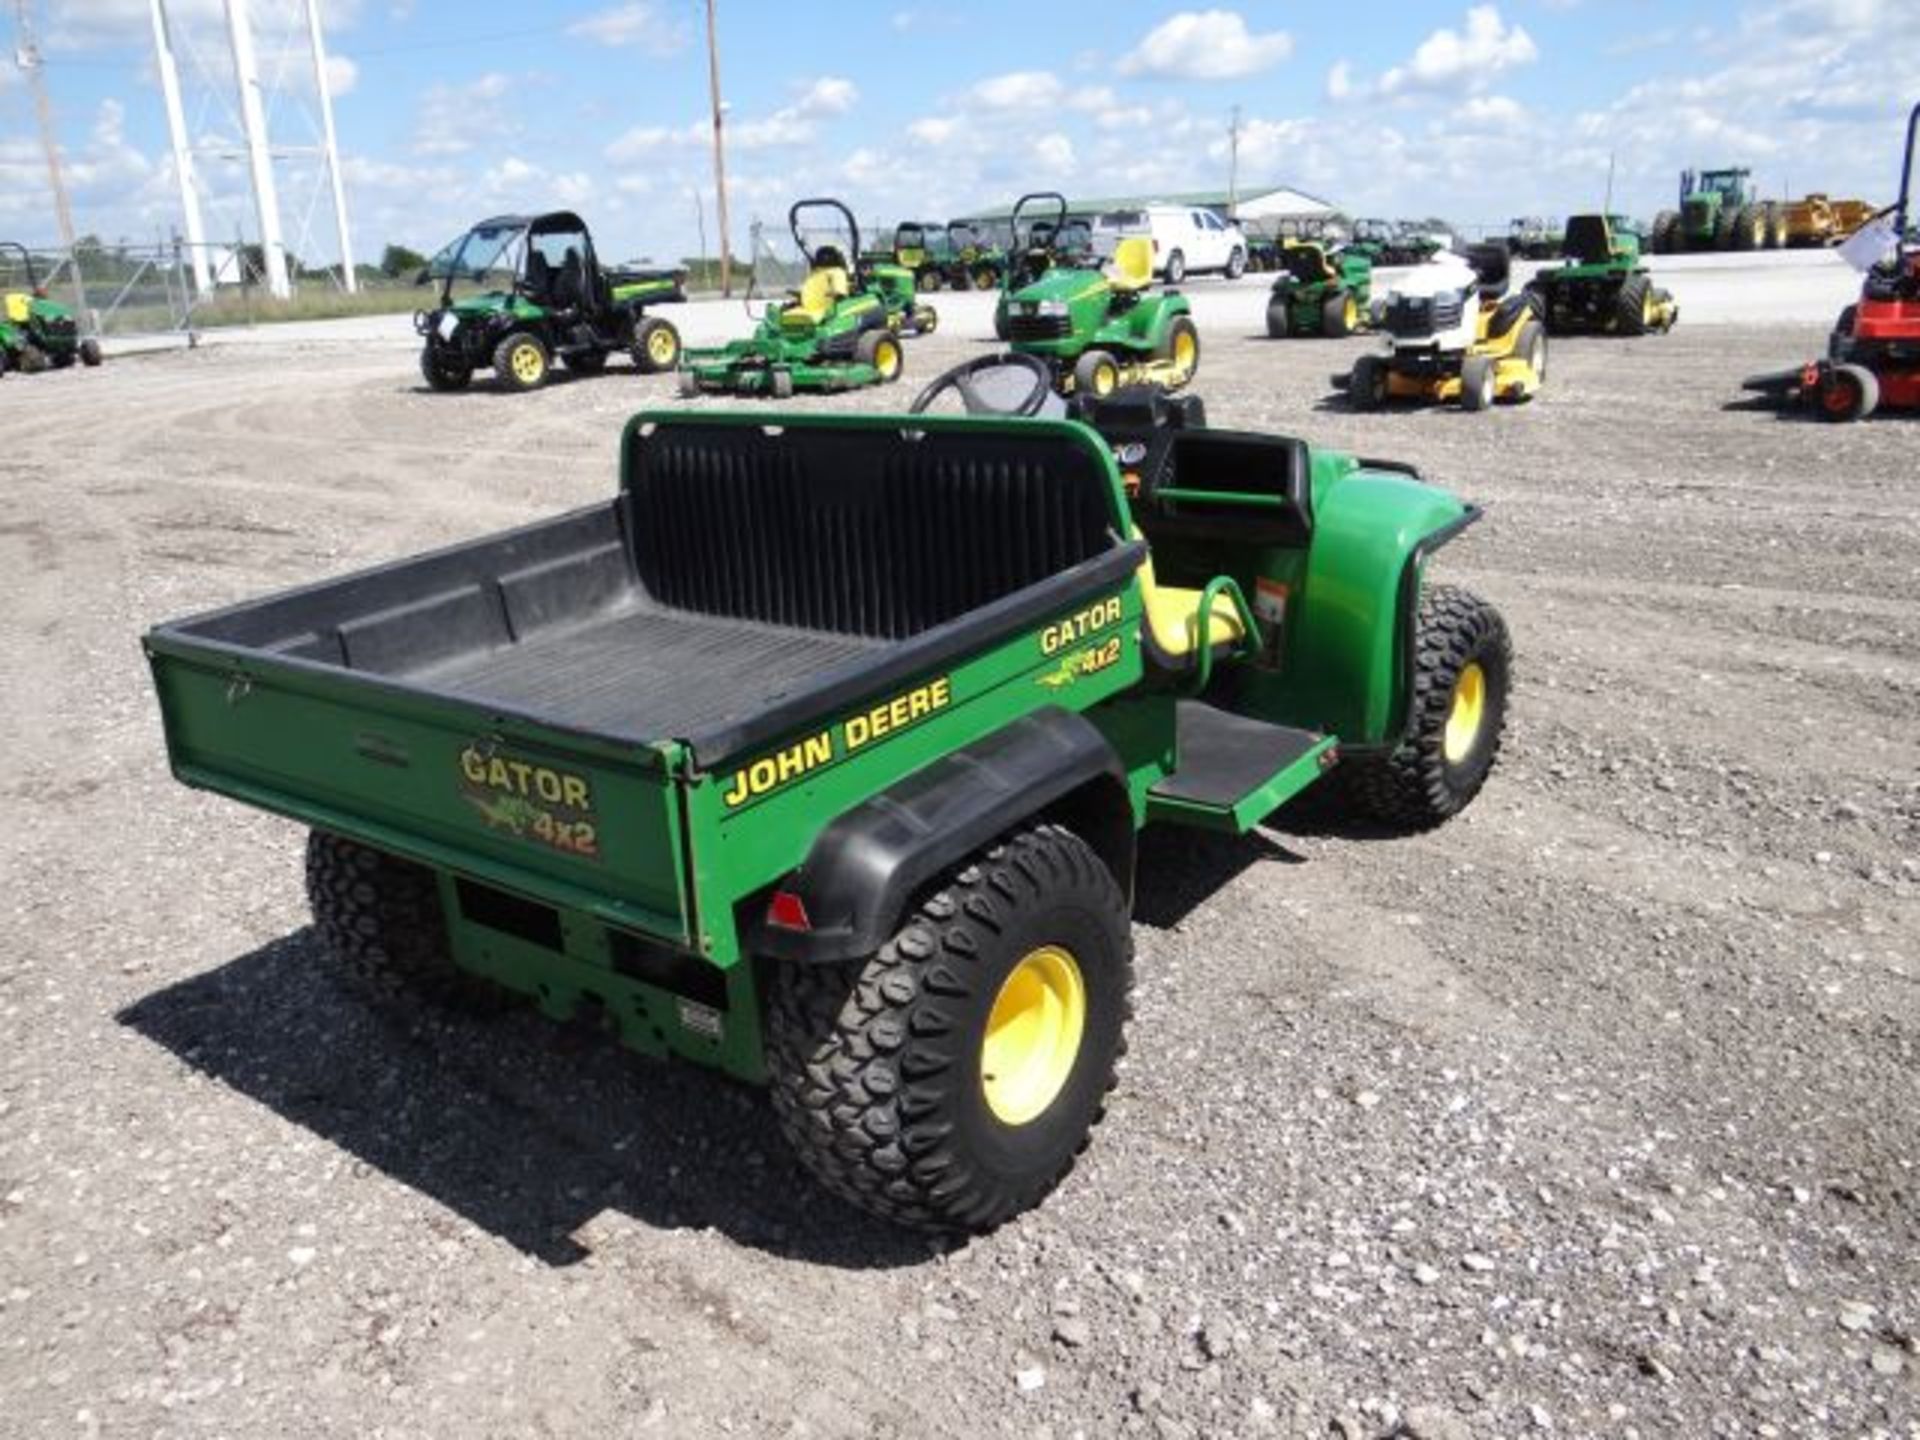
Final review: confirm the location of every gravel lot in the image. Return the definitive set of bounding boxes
[4,275,1917,1439]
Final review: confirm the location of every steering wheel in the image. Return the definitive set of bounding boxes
[909,353,1058,417]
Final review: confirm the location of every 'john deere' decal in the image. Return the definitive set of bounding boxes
[721,675,953,809]
[459,745,601,860]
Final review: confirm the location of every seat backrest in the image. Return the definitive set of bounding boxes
[1109,236,1154,290]
[524,248,552,301]
[788,265,851,323]
[3,292,30,324]
[624,419,1124,640]
[554,247,585,307]
[1562,215,1613,265]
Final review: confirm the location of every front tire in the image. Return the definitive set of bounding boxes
[1349,352,1389,410]
[1343,586,1511,831]
[1459,353,1496,411]
[1265,297,1291,339]
[419,347,472,391]
[1224,246,1246,280]
[633,316,681,373]
[79,337,103,367]
[766,825,1133,1232]
[1164,249,1186,285]
[1156,314,1200,383]
[1816,363,1879,422]
[493,330,550,391]
[1073,348,1121,399]
[1613,275,1652,336]
[1322,289,1357,338]
[855,327,905,384]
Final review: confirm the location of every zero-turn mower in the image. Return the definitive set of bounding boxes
[680,198,910,398]
[1338,245,1545,412]
[0,241,101,376]
[1265,239,1373,338]
[414,212,685,392]
[1743,102,1920,422]
[1524,214,1677,337]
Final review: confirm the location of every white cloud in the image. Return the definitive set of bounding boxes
[971,71,1065,110]
[1033,133,1075,173]
[325,55,358,99]
[564,3,691,55]
[1326,62,1355,102]
[1457,94,1525,127]
[1117,10,1293,81]
[603,77,859,163]
[907,117,959,145]
[1380,6,1538,96]
[413,72,521,156]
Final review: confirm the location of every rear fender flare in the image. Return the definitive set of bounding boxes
[746,709,1133,964]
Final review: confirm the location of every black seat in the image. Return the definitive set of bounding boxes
[1562,215,1612,265]
[524,248,553,303]
[552,247,586,310]
[1485,294,1533,340]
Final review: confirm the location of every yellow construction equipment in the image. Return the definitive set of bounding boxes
[1778,193,1880,248]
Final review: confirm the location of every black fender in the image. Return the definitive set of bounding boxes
[747,708,1132,964]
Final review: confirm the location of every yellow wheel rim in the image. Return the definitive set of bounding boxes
[1173,330,1197,372]
[647,327,677,365]
[1344,296,1358,330]
[510,343,544,384]
[876,338,901,379]
[1443,661,1486,764]
[1093,362,1117,396]
[982,945,1086,1126]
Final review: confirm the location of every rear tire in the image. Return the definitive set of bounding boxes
[79,337,103,367]
[1459,353,1496,411]
[1224,247,1246,280]
[305,831,504,1006]
[918,267,943,293]
[1517,321,1547,386]
[855,327,905,384]
[1349,352,1389,410]
[1164,249,1186,284]
[1265,297,1291,339]
[1322,289,1357,338]
[766,824,1133,1232]
[1343,585,1511,832]
[1650,210,1678,254]
[633,316,681,373]
[1613,274,1651,336]
[1155,314,1200,382]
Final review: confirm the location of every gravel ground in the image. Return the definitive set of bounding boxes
[3,293,1917,1440]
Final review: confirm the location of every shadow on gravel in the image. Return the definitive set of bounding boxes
[1131,825,1304,930]
[116,929,941,1272]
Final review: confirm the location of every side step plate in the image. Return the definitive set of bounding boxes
[1146,700,1337,833]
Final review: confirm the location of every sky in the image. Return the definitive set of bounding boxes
[2,0,1917,271]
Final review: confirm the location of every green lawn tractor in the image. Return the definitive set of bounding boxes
[1265,239,1374,338]
[1651,167,1784,253]
[144,355,1511,1234]
[0,242,101,376]
[889,220,953,292]
[1338,245,1546,412]
[681,199,910,398]
[995,193,1200,397]
[1523,214,1678,336]
[415,212,686,392]
[1505,217,1563,260]
[943,220,1007,291]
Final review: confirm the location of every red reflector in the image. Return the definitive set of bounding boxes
[767,890,811,931]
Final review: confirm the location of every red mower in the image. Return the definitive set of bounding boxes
[1744,101,1920,422]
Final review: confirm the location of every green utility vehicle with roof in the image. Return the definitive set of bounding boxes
[1,242,101,375]
[143,360,1510,1232]
[1524,213,1678,336]
[415,212,686,392]
[994,192,1201,396]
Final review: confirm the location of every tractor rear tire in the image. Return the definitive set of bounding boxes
[856,328,905,384]
[1073,348,1121,399]
[1459,353,1496,411]
[1265,298,1291,339]
[1816,363,1879,422]
[493,331,550,391]
[1156,315,1200,382]
[79,337,103,367]
[766,824,1133,1233]
[1322,290,1357,338]
[420,348,473,391]
[1342,585,1511,832]
[633,317,681,373]
[306,831,506,1007]
[1613,275,1652,336]
[1735,205,1767,250]
[1650,210,1679,254]
[1349,353,1389,410]
[1713,208,1739,251]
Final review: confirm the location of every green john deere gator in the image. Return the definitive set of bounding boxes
[680,199,918,398]
[1265,238,1374,338]
[415,212,686,392]
[994,192,1201,397]
[1,241,101,376]
[143,357,1512,1233]
[1524,214,1678,336]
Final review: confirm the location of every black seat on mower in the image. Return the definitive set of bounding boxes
[1562,215,1613,265]
[1485,293,1534,341]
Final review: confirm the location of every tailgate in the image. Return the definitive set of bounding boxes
[147,636,693,944]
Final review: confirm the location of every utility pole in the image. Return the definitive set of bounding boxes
[12,0,91,330]
[704,0,731,296]
[225,0,291,298]
[149,0,212,296]
[1603,149,1616,215]
[691,187,708,288]
[1227,104,1242,219]
[302,0,355,292]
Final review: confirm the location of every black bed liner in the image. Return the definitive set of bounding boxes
[151,417,1141,765]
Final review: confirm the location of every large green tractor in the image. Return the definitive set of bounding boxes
[993,192,1200,397]
[1651,167,1785,253]
[0,242,101,376]
[1265,239,1374,338]
[680,198,911,397]
[415,212,686,392]
[1525,214,1678,336]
